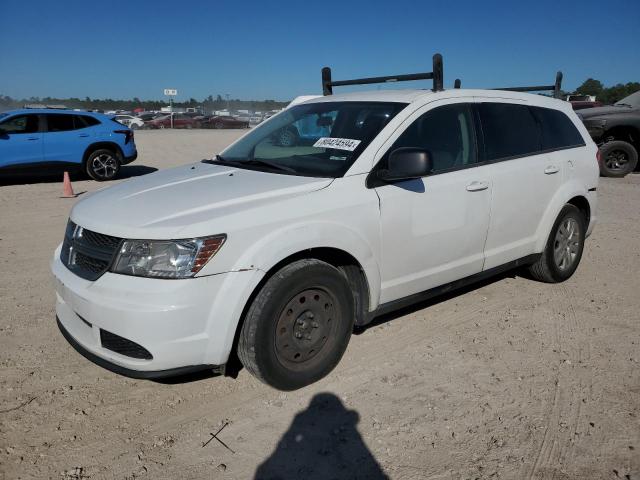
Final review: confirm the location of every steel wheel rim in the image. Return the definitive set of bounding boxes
[278,130,294,146]
[553,217,580,271]
[91,154,117,179]
[604,150,629,170]
[274,288,338,368]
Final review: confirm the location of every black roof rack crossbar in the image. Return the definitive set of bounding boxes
[491,71,563,99]
[322,53,444,95]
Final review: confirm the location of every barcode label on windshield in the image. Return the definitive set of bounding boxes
[313,137,361,151]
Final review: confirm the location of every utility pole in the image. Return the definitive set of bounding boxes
[226,94,230,113]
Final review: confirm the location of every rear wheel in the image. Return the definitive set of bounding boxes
[85,149,120,181]
[528,204,585,283]
[599,140,638,177]
[237,259,354,390]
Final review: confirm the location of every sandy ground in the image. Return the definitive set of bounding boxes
[1,129,639,480]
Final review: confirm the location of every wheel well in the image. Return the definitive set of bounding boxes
[82,142,124,168]
[603,126,639,151]
[225,248,370,376]
[568,196,590,226]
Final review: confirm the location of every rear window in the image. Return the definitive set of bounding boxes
[529,106,584,150]
[478,103,540,161]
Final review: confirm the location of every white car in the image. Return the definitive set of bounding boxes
[52,61,598,390]
[114,114,144,130]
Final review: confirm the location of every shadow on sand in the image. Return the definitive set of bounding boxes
[0,165,158,186]
[255,392,389,480]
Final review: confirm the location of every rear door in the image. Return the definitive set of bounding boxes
[43,114,94,165]
[374,100,492,303]
[0,114,43,168]
[478,101,563,269]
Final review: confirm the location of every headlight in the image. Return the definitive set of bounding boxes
[112,235,226,278]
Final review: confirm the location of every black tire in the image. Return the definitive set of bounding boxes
[130,123,140,130]
[214,122,224,129]
[85,148,120,181]
[599,140,638,178]
[237,259,355,390]
[528,204,586,283]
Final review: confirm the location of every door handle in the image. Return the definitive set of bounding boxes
[27,137,39,141]
[78,134,90,138]
[544,165,559,174]
[466,181,489,192]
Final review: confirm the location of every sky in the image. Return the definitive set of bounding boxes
[1,0,639,102]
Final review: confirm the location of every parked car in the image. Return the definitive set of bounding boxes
[0,108,137,181]
[115,114,145,130]
[199,115,249,129]
[578,90,640,177]
[145,114,197,129]
[566,94,604,111]
[52,71,598,391]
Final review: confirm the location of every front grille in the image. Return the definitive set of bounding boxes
[61,220,122,281]
[100,329,153,360]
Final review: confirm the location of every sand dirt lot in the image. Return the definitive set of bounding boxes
[1,129,639,480]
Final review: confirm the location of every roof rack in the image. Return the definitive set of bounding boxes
[23,104,69,110]
[491,71,563,99]
[321,53,444,96]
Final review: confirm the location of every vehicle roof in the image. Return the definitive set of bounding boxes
[301,88,568,110]
[1,108,111,118]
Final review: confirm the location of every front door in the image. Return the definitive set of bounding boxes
[0,114,43,168]
[374,101,492,304]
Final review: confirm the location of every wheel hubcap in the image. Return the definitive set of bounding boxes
[275,288,336,365]
[91,154,117,178]
[604,150,629,170]
[553,217,580,271]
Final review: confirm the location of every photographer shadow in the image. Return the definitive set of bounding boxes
[255,392,388,480]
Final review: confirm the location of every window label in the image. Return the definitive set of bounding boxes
[313,137,361,151]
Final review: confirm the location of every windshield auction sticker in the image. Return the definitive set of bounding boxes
[313,137,362,151]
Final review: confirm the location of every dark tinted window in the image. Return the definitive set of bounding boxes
[0,114,39,134]
[530,106,584,150]
[73,115,99,129]
[478,103,540,160]
[384,103,477,172]
[46,114,75,132]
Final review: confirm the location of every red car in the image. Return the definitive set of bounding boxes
[198,115,250,129]
[145,114,197,129]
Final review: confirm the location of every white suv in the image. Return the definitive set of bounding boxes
[51,61,599,390]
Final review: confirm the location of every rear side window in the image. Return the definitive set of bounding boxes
[46,114,75,132]
[478,103,540,161]
[529,106,584,150]
[0,114,39,134]
[73,115,99,129]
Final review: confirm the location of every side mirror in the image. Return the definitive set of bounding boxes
[377,148,432,181]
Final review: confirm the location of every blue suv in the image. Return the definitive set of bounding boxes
[0,109,137,181]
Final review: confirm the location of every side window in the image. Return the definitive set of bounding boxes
[73,115,90,129]
[478,103,540,161]
[46,114,75,132]
[83,116,100,127]
[384,103,477,173]
[0,115,39,134]
[529,106,585,150]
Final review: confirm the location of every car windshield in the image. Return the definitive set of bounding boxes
[216,101,407,177]
[614,90,640,107]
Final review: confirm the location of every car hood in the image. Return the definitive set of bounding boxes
[71,162,333,239]
[578,105,636,119]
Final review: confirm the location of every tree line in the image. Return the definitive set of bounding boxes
[574,79,640,104]
[0,94,289,113]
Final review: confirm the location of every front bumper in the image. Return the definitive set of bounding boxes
[51,245,262,376]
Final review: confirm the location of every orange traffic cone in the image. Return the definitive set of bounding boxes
[62,171,76,198]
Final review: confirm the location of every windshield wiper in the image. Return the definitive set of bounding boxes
[203,155,296,174]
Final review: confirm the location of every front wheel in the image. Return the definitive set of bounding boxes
[85,149,120,181]
[528,204,585,283]
[599,140,638,177]
[237,259,354,390]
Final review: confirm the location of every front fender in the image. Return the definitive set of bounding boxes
[233,220,382,311]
